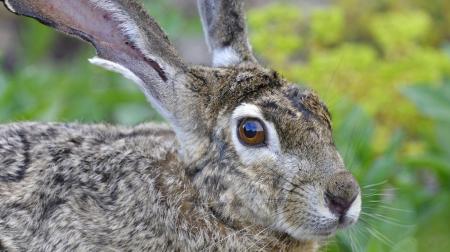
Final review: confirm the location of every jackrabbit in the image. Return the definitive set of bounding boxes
[0,0,361,251]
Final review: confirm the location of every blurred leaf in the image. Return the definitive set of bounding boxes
[310,7,344,46]
[401,82,450,123]
[363,131,404,186]
[436,122,450,156]
[20,19,57,63]
[416,192,450,252]
[369,10,431,57]
[113,103,163,125]
[248,4,303,64]
[390,237,417,252]
[404,154,450,178]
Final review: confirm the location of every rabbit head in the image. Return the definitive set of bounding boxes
[2,0,361,242]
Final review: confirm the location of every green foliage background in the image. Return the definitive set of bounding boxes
[0,0,449,251]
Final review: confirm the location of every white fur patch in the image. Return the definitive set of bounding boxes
[230,103,281,166]
[213,47,241,67]
[89,57,144,86]
[347,192,362,221]
[4,0,16,13]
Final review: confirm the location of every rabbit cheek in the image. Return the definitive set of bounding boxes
[273,184,331,240]
[236,164,278,206]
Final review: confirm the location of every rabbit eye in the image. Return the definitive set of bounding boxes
[238,118,266,146]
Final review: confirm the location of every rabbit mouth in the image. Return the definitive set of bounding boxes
[310,216,356,238]
[337,214,359,229]
[309,210,360,240]
[308,215,357,239]
[312,229,336,238]
[273,194,361,241]
[277,221,340,241]
[287,219,348,240]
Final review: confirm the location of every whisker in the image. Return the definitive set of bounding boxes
[359,219,394,247]
[362,180,388,189]
[361,212,414,227]
[362,205,411,213]
[376,205,412,213]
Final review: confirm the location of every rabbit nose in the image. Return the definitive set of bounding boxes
[324,171,359,216]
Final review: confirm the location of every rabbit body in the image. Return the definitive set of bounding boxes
[0,0,361,251]
[0,122,313,251]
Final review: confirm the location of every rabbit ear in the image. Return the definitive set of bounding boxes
[2,0,189,122]
[197,0,256,67]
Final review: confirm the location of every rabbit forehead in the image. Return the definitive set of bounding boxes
[190,66,285,114]
[193,67,330,124]
[253,86,334,151]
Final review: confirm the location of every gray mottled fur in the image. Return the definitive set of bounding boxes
[0,0,361,251]
[0,122,307,251]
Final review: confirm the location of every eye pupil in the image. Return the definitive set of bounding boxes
[243,122,258,138]
[238,118,266,146]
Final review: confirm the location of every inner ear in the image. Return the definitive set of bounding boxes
[5,0,167,81]
[12,1,127,47]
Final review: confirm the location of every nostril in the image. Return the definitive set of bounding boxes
[325,191,356,216]
[324,171,360,217]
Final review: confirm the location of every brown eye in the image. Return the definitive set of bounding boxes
[238,118,266,146]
